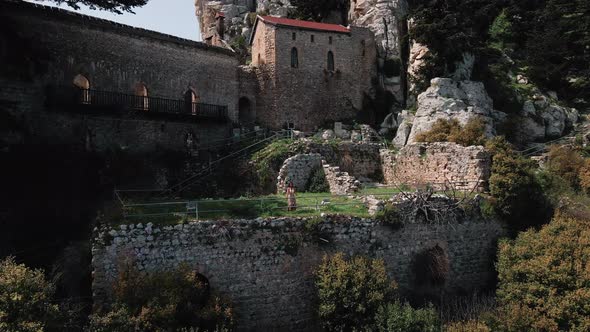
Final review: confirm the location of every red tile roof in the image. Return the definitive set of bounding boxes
[258,16,350,34]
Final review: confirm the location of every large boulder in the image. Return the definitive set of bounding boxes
[392,110,414,147]
[406,78,497,145]
[516,93,579,142]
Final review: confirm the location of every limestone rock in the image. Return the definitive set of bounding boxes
[379,112,398,136]
[406,78,497,145]
[360,124,381,143]
[322,129,336,140]
[516,92,579,142]
[392,110,414,147]
[451,53,475,81]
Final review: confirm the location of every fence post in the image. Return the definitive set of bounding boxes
[195,201,199,221]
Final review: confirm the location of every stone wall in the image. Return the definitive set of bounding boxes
[303,141,383,181]
[322,161,360,195]
[276,153,323,193]
[92,215,505,331]
[251,20,377,130]
[1,0,240,122]
[380,143,491,191]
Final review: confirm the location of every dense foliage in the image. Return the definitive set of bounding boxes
[408,0,590,107]
[289,0,349,23]
[415,118,486,146]
[88,263,233,331]
[305,167,330,193]
[0,257,58,332]
[486,137,550,230]
[316,253,441,331]
[250,139,303,191]
[496,215,590,331]
[38,0,148,13]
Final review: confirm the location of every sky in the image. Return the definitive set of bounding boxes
[28,0,202,41]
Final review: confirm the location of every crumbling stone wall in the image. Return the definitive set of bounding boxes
[92,215,504,331]
[303,141,383,181]
[380,143,491,191]
[276,153,323,193]
[322,161,360,195]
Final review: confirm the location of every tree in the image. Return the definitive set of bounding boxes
[37,0,148,14]
[486,137,550,231]
[496,215,590,331]
[316,253,396,331]
[0,257,59,332]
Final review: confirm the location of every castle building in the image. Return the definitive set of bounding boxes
[250,16,376,131]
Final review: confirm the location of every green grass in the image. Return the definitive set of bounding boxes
[359,186,403,197]
[117,192,373,225]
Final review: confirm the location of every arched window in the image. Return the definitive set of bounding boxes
[327,51,335,72]
[184,89,199,115]
[291,47,298,68]
[73,74,90,104]
[135,83,149,111]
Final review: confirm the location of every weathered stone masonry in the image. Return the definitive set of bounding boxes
[0,1,242,153]
[93,216,504,331]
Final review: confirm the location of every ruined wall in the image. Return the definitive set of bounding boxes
[380,143,491,191]
[1,0,240,122]
[303,141,383,181]
[93,215,505,331]
[276,153,323,193]
[252,22,377,130]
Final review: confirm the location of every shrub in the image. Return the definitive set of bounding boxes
[496,214,590,331]
[486,137,550,231]
[547,145,586,190]
[488,9,513,50]
[375,203,403,229]
[316,253,396,331]
[374,301,440,332]
[305,167,330,193]
[579,160,590,194]
[0,257,59,332]
[445,320,490,332]
[415,118,486,147]
[250,139,303,190]
[89,262,233,331]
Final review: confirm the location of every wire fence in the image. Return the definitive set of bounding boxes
[116,181,484,221]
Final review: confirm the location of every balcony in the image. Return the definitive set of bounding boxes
[46,86,229,122]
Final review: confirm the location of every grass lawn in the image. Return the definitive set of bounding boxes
[117,192,375,225]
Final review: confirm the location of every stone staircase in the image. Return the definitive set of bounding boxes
[322,160,361,195]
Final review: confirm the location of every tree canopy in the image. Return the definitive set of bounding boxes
[38,0,148,14]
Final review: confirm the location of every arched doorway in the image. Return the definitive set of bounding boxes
[73,74,90,104]
[184,89,199,115]
[239,97,254,125]
[134,83,149,111]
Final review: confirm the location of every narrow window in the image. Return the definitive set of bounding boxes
[135,83,149,111]
[184,89,198,115]
[329,36,333,44]
[291,47,299,68]
[257,53,261,65]
[311,35,315,43]
[361,40,366,56]
[292,32,296,41]
[73,74,90,104]
[327,51,335,71]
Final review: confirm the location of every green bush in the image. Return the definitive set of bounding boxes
[0,257,59,332]
[250,139,302,190]
[488,9,513,50]
[496,214,590,331]
[305,167,330,193]
[89,262,233,331]
[375,203,404,230]
[316,253,396,331]
[374,301,440,332]
[415,118,486,147]
[547,145,586,191]
[486,137,550,231]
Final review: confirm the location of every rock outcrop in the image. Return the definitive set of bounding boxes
[348,0,408,58]
[406,78,497,145]
[516,91,579,142]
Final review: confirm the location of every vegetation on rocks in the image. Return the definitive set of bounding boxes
[415,118,486,146]
[250,139,304,191]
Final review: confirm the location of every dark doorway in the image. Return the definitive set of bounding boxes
[239,97,254,125]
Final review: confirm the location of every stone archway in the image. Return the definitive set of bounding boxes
[238,97,255,125]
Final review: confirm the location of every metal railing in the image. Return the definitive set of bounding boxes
[47,86,229,121]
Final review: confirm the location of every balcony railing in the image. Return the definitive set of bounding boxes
[46,86,229,121]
